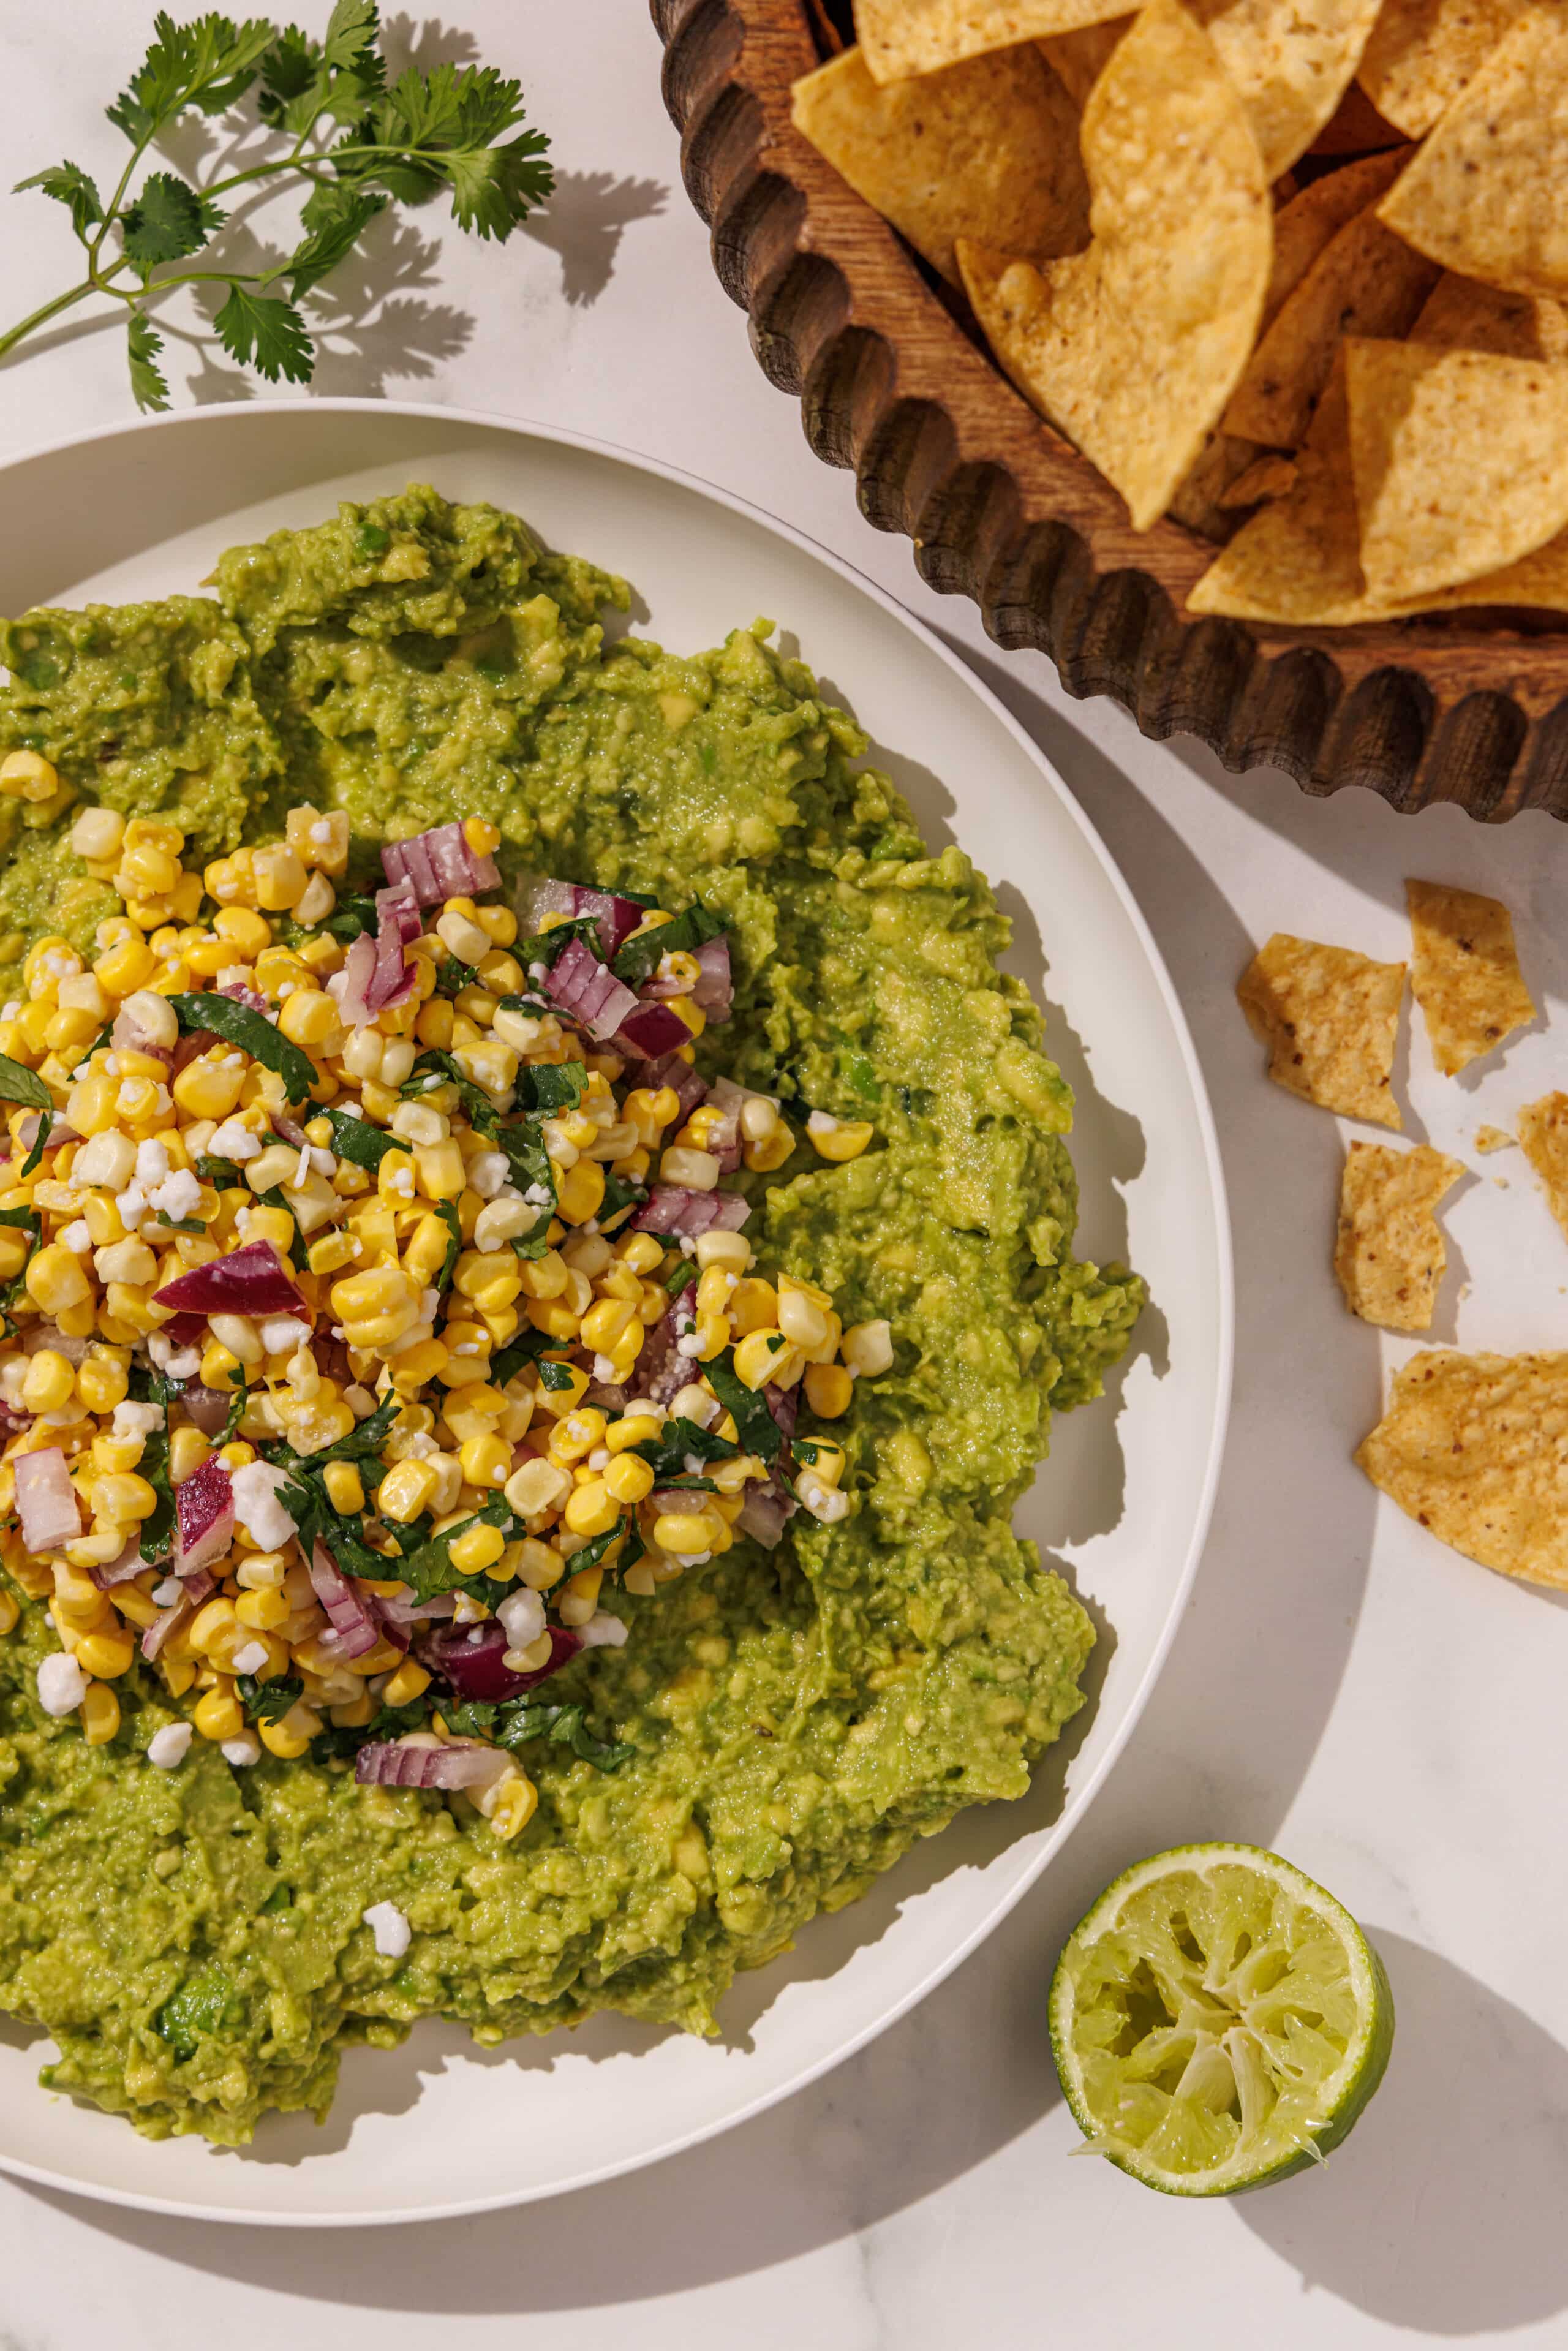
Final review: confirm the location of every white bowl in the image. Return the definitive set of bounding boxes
[0,402,1231,2222]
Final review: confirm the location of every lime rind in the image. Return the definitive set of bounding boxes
[1049,1842,1393,2196]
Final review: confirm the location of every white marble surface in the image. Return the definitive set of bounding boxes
[3,4,1568,2342]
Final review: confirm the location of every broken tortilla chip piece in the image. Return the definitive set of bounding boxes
[1216,451,1300,507]
[1035,18,1128,101]
[1335,1139,1463,1330]
[855,0,1126,83]
[1378,9,1568,300]
[1356,0,1531,136]
[1224,175,1439,450]
[1476,1125,1515,1153]
[1346,341,1568,601]
[1517,1093,1568,1242]
[1265,146,1409,328]
[957,0,1270,532]
[1407,878,1536,1076]
[1237,930,1406,1126]
[1186,0,1389,179]
[791,44,1090,285]
[1357,1349,1568,1589]
[1411,270,1568,363]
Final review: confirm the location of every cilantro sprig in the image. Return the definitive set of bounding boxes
[4,4,553,406]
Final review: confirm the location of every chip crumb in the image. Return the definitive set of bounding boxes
[1357,1348,1568,1588]
[1406,879,1535,1076]
[1236,932,1406,1126]
[1334,1140,1463,1330]
[1517,1092,1568,1241]
[1476,1124,1515,1153]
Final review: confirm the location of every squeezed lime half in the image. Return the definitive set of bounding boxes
[1049,1843,1393,2195]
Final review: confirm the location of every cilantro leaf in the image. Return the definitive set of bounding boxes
[633,1419,740,1481]
[663,1257,697,1297]
[705,1354,782,1463]
[612,901,725,989]
[0,1056,54,1115]
[322,0,380,72]
[236,1672,304,1725]
[121,171,222,274]
[276,1391,402,1471]
[488,1329,556,1388]
[516,1062,586,1115]
[434,1199,462,1292]
[213,284,314,386]
[398,1498,513,1601]
[323,1106,408,1170]
[285,181,386,299]
[256,24,318,126]
[508,914,603,971]
[169,991,316,1101]
[137,1419,178,1568]
[108,12,276,142]
[492,1697,634,1773]
[14,162,101,238]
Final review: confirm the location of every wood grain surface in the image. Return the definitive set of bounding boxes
[651,0,1568,820]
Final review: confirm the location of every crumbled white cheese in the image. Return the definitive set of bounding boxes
[147,1723,194,1770]
[230,1639,270,1678]
[59,1220,92,1255]
[149,1167,202,1223]
[578,1612,630,1649]
[497,1587,545,1651]
[36,1651,89,1716]
[363,1901,411,1960]
[221,1732,262,1767]
[113,1400,164,1440]
[230,1461,300,1550]
[135,1138,170,1187]
[260,1314,309,1356]
[209,1117,260,1161]
[151,1576,182,1607]
[467,1150,508,1199]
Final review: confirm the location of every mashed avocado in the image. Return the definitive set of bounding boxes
[0,488,1142,2143]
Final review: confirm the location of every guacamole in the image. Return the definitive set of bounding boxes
[0,488,1142,2143]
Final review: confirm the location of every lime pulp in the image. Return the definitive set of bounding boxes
[1049,1842,1393,2195]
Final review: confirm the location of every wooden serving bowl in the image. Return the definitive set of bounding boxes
[652,0,1568,820]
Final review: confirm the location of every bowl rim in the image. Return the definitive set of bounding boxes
[0,395,1233,2223]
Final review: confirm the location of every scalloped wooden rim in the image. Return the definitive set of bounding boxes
[651,0,1568,820]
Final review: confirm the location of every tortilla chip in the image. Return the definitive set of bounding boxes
[1036,19,1128,101]
[1476,1124,1515,1152]
[1167,431,1278,538]
[1265,148,1409,327]
[1346,341,1568,601]
[1335,1139,1463,1330]
[1411,270,1568,363]
[791,45,1090,285]
[856,0,1127,82]
[1217,451,1300,506]
[1237,930,1406,1126]
[1357,0,1530,136]
[1186,0,1389,179]
[1378,9,1568,300]
[1224,176,1440,448]
[957,1,1270,531]
[1356,1349,1568,1588]
[1407,878,1535,1076]
[1518,1093,1568,1241]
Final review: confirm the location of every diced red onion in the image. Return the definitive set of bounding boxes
[692,934,733,1024]
[17,1114,78,1156]
[171,1028,217,1076]
[219,981,270,1016]
[364,878,421,1016]
[650,1486,707,1514]
[315,1334,353,1387]
[624,1051,708,1122]
[514,876,644,960]
[271,1113,309,1149]
[307,1541,381,1660]
[635,1307,691,1407]
[765,1382,799,1445]
[0,1400,31,1438]
[15,1447,80,1552]
[374,1588,456,1625]
[329,931,377,1030]
[89,1533,146,1590]
[382,821,500,906]
[160,1310,207,1350]
[141,1564,216,1662]
[178,1382,235,1437]
[176,1456,234,1579]
[631,1186,750,1238]
[354,1738,513,1791]
[154,1239,306,1318]
[546,937,639,1042]
[421,1618,581,1702]
[737,1480,794,1549]
[20,1326,91,1364]
[614,1001,692,1060]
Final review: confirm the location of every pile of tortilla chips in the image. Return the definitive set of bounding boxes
[794,0,1568,621]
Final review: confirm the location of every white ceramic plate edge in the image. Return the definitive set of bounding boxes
[0,400,1232,2223]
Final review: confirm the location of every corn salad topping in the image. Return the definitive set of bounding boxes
[0,779,891,1838]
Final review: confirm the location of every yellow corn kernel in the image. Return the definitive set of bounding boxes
[25,1244,91,1316]
[562,1477,618,1537]
[199,1342,243,1392]
[604,1413,660,1455]
[390,1336,450,1392]
[75,1350,129,1414]
[842,1320,894,1378]
[168,1425,213,1485]
[260,1704,320,1759]
[694,1265,734,1320]
[92,1475,159,1527]
[732,1329,789,1391]
[803,1362,854,1417]
[194,1683,246,1742]
[503,1457,570,1519]
[173,1053,247,1121]
[0,1588,18,1637]
[555,1159,605,1226]
[777,1283,831,1353]
[236,1584,290,1631]
[377,1457,439,1522]
[327,1692,375,1729]
[189,1595,240,1653]
[252,843,308,911]
[307,1229,357,1277]
[484,1772,538,1841]
[556,1564,604,1626]
[516,1250,567,1302]
[458,1432,511,1490]
[809,1117,873,1162]
[729,1277,779,1335]
[323,1461,366,1515]
[449,1520,507,1576]
[523,1296,578,1343]
[109,1581,158,1628]
[0,749,59,802]
[75,1628,136,1680]
[277,987,342,1047]
[604,1452,654,1505]
[578,1296,633,1356]
[547,1408,606,1464]
[80,1681,121,1744]
[650,1511,717,1556]
[331,1265,413,1323]
[743,1128,796,1174]
[21,1349,75,1414]
[382,1656,432,1707]
[401,1210,451,1283]
[413,1140,466,1201]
